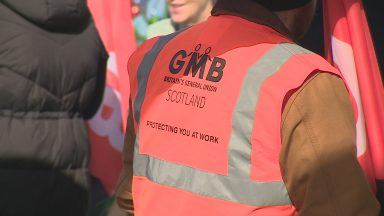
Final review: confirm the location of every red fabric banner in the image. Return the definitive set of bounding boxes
[87,0,136,194]
[323,0,384,192]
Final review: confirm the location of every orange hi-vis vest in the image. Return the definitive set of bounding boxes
[128,15,341,216]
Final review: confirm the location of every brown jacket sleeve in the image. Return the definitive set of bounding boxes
[280,72,380,215]
[115,99,135,215]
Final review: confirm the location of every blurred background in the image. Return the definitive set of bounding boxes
[128,0,383,70]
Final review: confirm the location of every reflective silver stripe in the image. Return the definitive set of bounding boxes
[134,137,291,206]
[134,43,312,206]
[133,31,183,123]
[228,43,312,178]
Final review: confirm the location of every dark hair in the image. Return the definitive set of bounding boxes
[253,0,313,11]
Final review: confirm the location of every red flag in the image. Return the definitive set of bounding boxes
[87,0,136,194]
[323,0,384,192]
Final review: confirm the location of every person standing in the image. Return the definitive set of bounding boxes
[0,0,107,215]
[117,0,380,215]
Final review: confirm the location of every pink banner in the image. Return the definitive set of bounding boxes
[87,0,136,194]
[323,0,384,192]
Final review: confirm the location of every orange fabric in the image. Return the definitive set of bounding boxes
[132,176,297,216]
[134,15,291,173]
[251,54,338,182]
[139,44,275,174]
[125,15,345,216]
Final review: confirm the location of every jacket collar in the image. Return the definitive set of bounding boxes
[211,0,293,39]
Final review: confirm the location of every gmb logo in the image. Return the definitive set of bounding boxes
[169,44,226,82]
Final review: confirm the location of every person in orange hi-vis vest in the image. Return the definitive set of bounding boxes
[116,0,380,215]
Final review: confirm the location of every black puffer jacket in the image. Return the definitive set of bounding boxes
[0,0,107,215]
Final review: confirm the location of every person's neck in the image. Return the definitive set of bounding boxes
[195,2,213,24]
[211,0,292,39]
[181,1,213,28]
